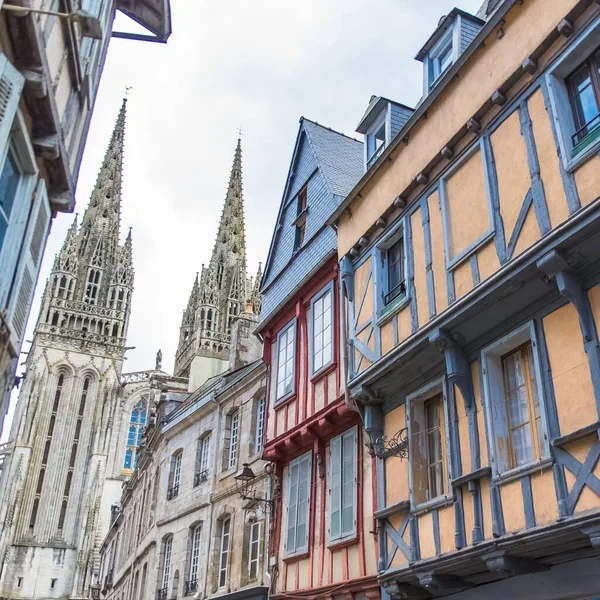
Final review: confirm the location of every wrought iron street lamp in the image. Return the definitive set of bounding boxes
[234,463,273,507]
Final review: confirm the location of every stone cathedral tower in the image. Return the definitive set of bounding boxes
[174,140,261,387]
[0,100,134,600]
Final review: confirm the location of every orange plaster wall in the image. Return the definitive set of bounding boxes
[381,320,394,355]
[588,284,600,348]
[397,307,412,344]
[417,511,436,559]
[476,240,501,284]
[512,203,541,258]
[500,479,526,532]
[453,260,474,300]
[574,154,600,207]
[411,208,429,327]
[454,384,472,475]
[479,479,494,540]
[471,360,489,467]
[427,191,448,313]
[462,486,475,546]
[331,550,343,583]
[491,109,532,243]
[543,303,596,436]
[354,258,372,328]
[336,0,580,257]
[445,150,490,259]
[385,405,409,505]
[530,469,558,525]
[437,504,455,554]
[528,90,570,228]
[388,511,411,567]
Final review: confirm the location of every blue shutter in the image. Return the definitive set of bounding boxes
[6,177,50,352]
[329,434,342,540]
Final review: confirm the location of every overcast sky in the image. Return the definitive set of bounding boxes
[6,0,484,435]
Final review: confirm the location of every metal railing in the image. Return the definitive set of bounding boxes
[166,484,179,500]
[184,579,198,596]
[156,588,168,600]
[384,280,406,306]
[572,113,600,145]
[194,470,209,486]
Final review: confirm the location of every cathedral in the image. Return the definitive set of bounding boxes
[0,98,264,600]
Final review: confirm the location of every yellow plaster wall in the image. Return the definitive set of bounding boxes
[543,303,595,436]
[327,372,336,406]
[385,405,409,505]
[455,385,472,475]
[314,378,325,414]
[336,0,580,257]
[462,486,475,546]
[354,259,373,329]
[472,360,489,467]
[564,469,600,513]
[397,307,412,344]
[528,90,570,227]
[417,511,436,559]
[446,149,490,260]
[411,208,429,327]
[588,284,600,348]
[428,191,448,313]
[574,155,600,207]
[453,260,474,300]
[512,204,541,258]
[348,545,360,578]
[476,240,501,284]
[388,512,411,567]
[286,562,295,590]
[480,479,494,540]
[491,109,532,244]
[381,320,394,356]
[437,504,455,554]
[530,469,558,525]
[332,550,343,583]
[500,479,526,532]
[298,559,309,589]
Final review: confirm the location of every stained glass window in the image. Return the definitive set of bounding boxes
[124,398,147,470]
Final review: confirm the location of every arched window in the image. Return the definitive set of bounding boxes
[124,399,147,470]
[85,269,101,305]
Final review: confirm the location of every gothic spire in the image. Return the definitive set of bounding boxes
[80,98,127,264]
[53,213,79,273]
[209,138,247,273]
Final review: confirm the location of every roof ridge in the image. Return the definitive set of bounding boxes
[300,116,362,144]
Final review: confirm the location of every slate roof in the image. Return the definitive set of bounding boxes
[258,119,363,330]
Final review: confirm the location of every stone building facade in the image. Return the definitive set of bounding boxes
[0,0,172,438]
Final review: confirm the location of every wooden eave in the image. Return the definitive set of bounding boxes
[7,11,77,213]
[326,0,523,229]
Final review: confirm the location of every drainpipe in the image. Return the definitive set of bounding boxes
[263,462,274,593]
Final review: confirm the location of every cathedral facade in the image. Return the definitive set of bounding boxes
[0,100,142,600]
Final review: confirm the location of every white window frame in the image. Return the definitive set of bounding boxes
[255,398,266,455]
[228,412,239,470]
[328,426,358,544]
[189,524,202,582]
[171,452,182,494]
[199,434,210,474]
[275,320,296,402]
[311,283,334,375]
[545,14,600,171]
[162,536,173,591]
[425,25,458,93]
[365,111,388,169]
[247,521,261,581]
[481,321,550,478]
[218,518,231,588]
[285,451,312,556]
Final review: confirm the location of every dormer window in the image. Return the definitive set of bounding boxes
[366,116,386,169]
[429,32,454,88]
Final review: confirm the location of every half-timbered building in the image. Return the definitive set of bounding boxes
[257,118,380,600]
[329,0,600,598]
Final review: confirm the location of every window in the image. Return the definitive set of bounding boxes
[482,324,548,475]
[378,232,406,311]
[218,518,231,588]
[50,579,57,589]
[409,387,448,506]
[84,268,101,304]
[429,32,454,88]
[168,452,182,499]
[254,398,266,455]
[312,286,333,373]
[161,537,173,596]
[293,187,308,251]
[366,116,386,169]
[248,521,261,580]
[124,399,147,470]
[186,524,201,595]
[195,434,210,485]
[286,452,311,555]
[329,428,357,543]
[276,322,295,400]
[567,48,600,152]
[227,412,239,470]
[0,148,22,253]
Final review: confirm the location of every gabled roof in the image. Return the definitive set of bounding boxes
[260,118,362,293]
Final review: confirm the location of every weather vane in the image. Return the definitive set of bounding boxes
[237,126,243,138]
[124,85,133,97]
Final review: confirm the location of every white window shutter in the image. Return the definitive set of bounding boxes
[0,54,24,156]
[6,177,50,352]
[329,434,342,540]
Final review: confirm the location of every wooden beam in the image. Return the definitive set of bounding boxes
[482,549,547,578]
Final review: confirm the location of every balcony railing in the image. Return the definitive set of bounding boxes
[572,112,600,146]
[184,579,198,596]
[194,470,209,486]
[166,484,179,500]
[156,588,168,600]
[384,280,406,306]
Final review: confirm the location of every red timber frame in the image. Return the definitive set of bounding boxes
[262,257,380,600]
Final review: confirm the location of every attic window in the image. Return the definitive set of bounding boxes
[366,115,386,169]
[429,30,454,88]
[293,187,308,251]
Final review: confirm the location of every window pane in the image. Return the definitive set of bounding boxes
[512,424,534,466]
[0,150,20,223]
[569,63,600,131]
